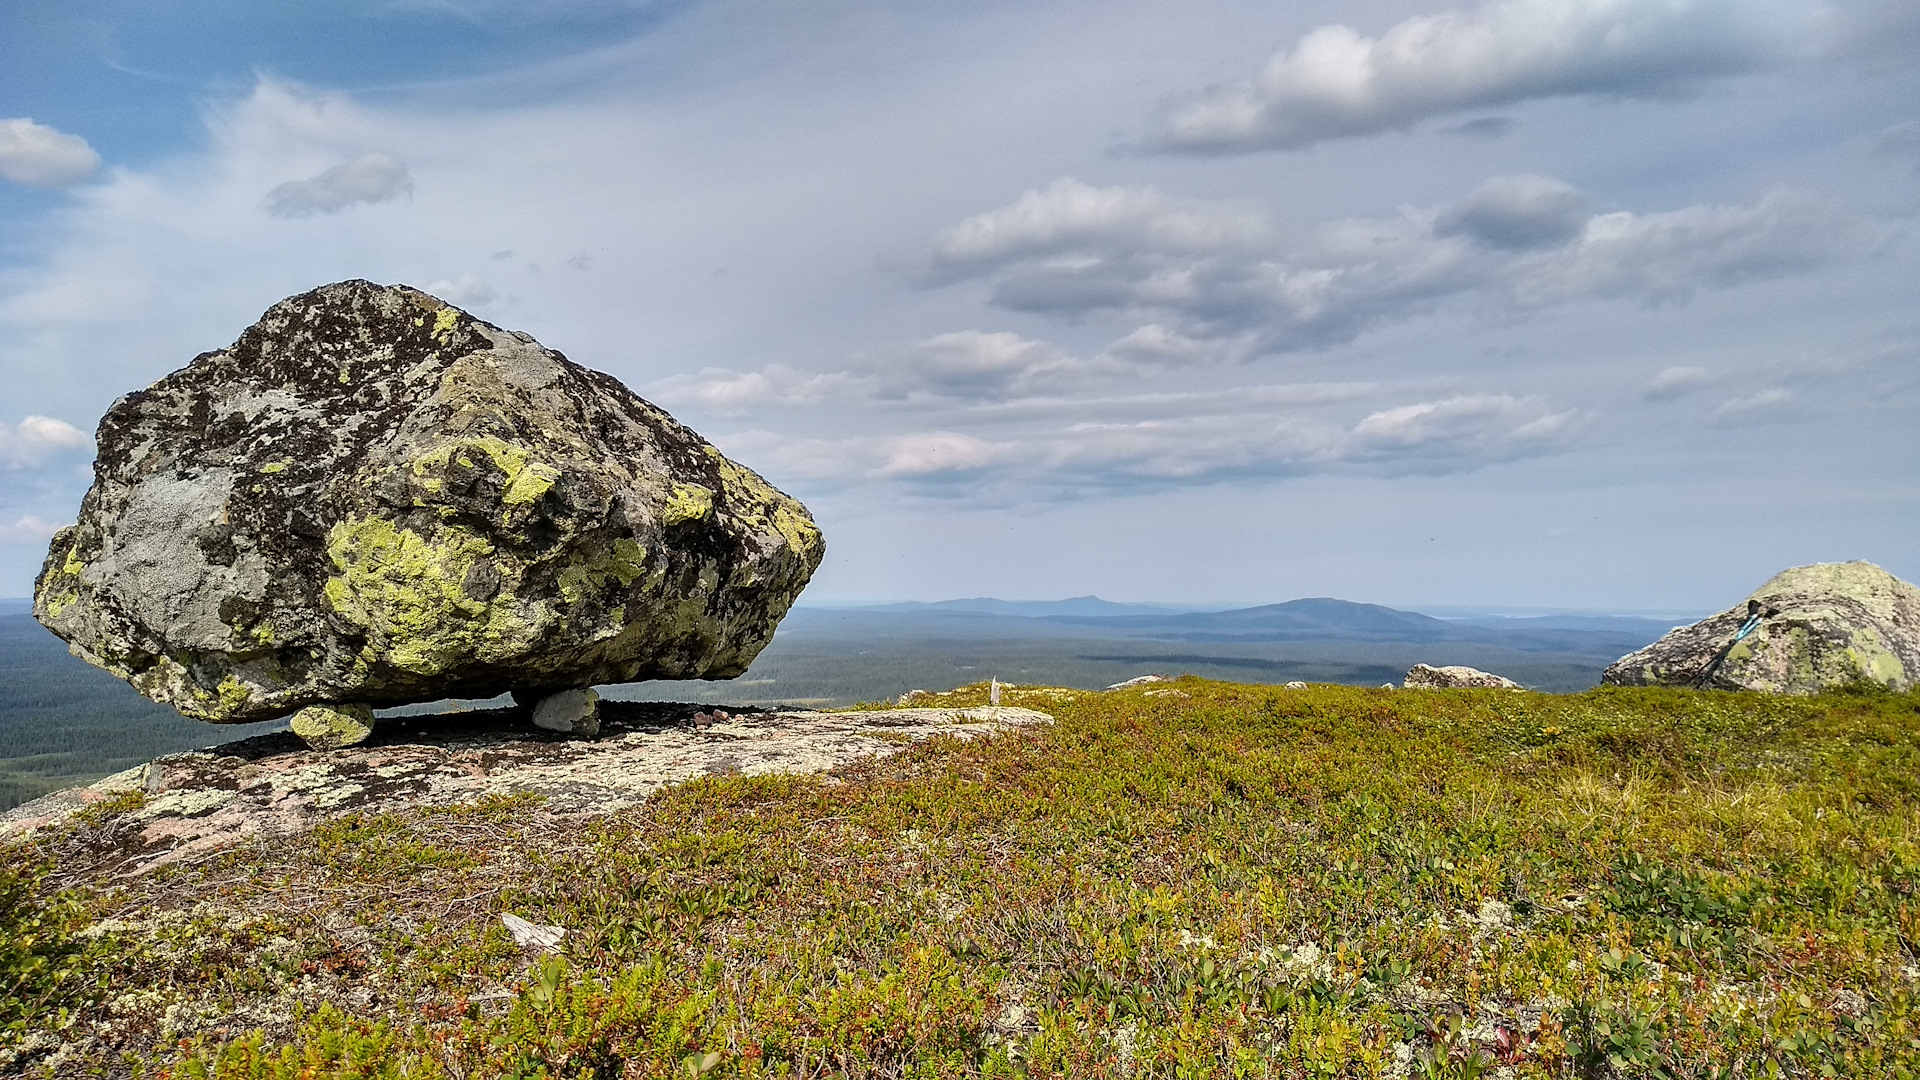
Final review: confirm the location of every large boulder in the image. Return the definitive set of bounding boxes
[1602,561,1920,694]
[1402,664,1521,690]
[33,281,824,730]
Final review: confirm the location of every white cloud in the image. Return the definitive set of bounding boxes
[718,429,1015,484]
[923,177,1268,281]
[874,431,1013,478]
[0,415,90,469]
[924,178,1873,354]
[1144,0,1787,154]
[1345,394,1579,469]
[1711,386,1794,422]
[0,515,64,542]
[263,152,414,217]
[1101,324,1215,365]
[654,330,1141,412]
[422,274,498,308]
[0,118,102,187]
[1642,365,1714,399]
[1509,191,1865,306]
[649,364,862,414]
[873,331,1135,400]
[716,384,1578,498]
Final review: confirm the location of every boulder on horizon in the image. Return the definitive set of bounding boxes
[1601,561,1920,694]
[33,281,824,742]
[1402,664,1522,690]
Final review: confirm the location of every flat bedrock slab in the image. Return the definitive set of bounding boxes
[1603,561,1920,694]
[0,702,1053,874]
[34,280,823,723]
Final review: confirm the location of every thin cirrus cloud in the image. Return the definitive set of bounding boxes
[1142,0,1810,154]
[263,152,415,218]
[0,118,102,188]
[921,176,1873,355]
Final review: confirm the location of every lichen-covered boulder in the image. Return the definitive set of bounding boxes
[34,280,824,723]
[1402,664,1521,690]
[1602,561,1920,694]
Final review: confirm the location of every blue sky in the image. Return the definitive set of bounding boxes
[2,0,1916,611]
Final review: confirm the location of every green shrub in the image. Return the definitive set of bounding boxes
[0,853,107,1043]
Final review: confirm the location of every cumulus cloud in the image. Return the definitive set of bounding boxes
[1434,174,1590,250]
[1642,365,1714,399]
[1146,0,1776,154]
[923,177,1268,282]
[872,331,1135,400]
[719,429,1015,485]
[263,152,414,217]
[0,515,64,542]
[0,118,102,187]
[0,415,90,469]
[1509,190,1864,306]
[1101,324,1215,365]
[422,274,498,308]
[649,364,863,415]
[1344,394,1579,469]
[653,330,1142,413]
[923,176,1872,354]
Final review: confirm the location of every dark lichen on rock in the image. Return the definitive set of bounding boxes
[33,280,824,729]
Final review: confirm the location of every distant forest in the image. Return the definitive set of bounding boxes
[0,598,1673,811]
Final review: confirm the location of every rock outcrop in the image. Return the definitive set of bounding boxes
[1403,664,1522,690]
[33,281,824,740]
[0,701,1054,872]
[1602,561,1920,694]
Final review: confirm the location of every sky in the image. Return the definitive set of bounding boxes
[0,0,1916,613]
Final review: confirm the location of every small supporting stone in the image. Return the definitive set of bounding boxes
[530,688,601,738]
[290,702,375,751]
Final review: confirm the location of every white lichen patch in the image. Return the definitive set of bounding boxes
[133,788,235,820]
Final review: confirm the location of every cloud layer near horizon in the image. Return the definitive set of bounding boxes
[0,0,1914,607]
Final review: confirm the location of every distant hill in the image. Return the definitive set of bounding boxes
[0,592,1681,810]
[859,595,1194,617]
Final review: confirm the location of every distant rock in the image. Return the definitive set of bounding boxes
[1283,681,1308,690]
[1107,675,1171,690]
[1603,561,1920,694]
[1403,664,1522,690]
[33,281,823,746]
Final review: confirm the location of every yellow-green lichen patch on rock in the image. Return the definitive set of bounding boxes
[1604,560,1920,694]
[557,538,649,604]
[29,279,823,725]
[289,702,375,750]
[324,514,542,677]
[705,446,825,567]
[663,482,714,526]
